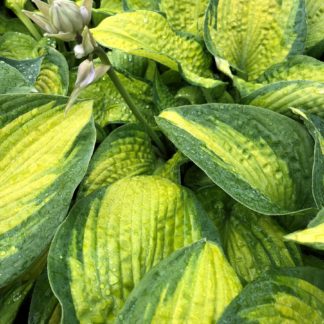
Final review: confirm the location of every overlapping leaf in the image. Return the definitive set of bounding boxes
[29,268,61,324]
[0,94,95,287]
[305,0,324,57]
[159,0,209,37]
[285,208,324,250]
[205,0,306,80]
[242,81,324,118]
[219,267,324,323]
[0,61,31,93]
[78,123,158,198]
[35,47,69,95]
[157,103,315,214]
[223,203,302,283]
[292,109,324,208]
[48,176,218,323]
[91,11,222,88]
[117,240,242,323]
[75,71,154,127]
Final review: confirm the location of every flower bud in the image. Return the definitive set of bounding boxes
[49,0,84,34]
[23,0,93,41]
[65,59,109,113]
[73,27,96,59]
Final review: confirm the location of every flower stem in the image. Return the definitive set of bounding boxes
[15,10,42,40]
[94,47,167,156]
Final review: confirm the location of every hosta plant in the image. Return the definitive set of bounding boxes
[0,0,323,323]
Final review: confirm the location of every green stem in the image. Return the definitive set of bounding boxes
[94,47,167,156]
[15,9,42,40]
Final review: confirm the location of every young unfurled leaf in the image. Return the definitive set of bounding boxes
[285,208,324,251]
[48,176,219,323]
[242,81,324,118]
[117,240,242,323]
[91,11,223,88]
[205,0,306,80]
[156,103,315,214]
[219,267,324,323]
[223,203,303,283]
[78,123,158,198]
[0,94,95,287]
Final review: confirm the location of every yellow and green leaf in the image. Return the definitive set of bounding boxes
[0,94,96,287]
[219,267,324,323]
[242,81,324,118]
[205,0,306,80]
[159,0,209,37]
[73,70,154,127]
[223,203,303,283]
[305,0,324,57]
[0,32,39,60]
[285,208,324,251]
[78,123,158,198]
[156,103,315,214]
[91,11,222,88]
[35,47,69,95]
[48,176,219,323]
[123,0,159,11]
[117,240,242,323]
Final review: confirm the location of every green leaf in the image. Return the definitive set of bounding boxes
[0,32,38,59]
[219,267,324,323]
[285,208,324,251]
[74,70,154,127]
[0,94,96,287]
[29,268,61,324]
[48,176,219,323]
[78,123,158,198]
[0,10,29,34]
[205,0,306,80]
[195,185,229,230]
[156,103,315,214]
[91,11,223,88]
[0,61,31,93]
[0,56,43,86]
[0,281,34,323]
[123,0,159,11]
[305,0,324,57]
[117,240,242,323]
[223,203,303,283]
[175,86,206,105]
[184,164,214,190]
[159,0,209,37]
[108,49,149,80]
[242,81,324,118]
[152,71,185,112]
[292,109,324,208]
[35,47,69,95]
